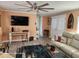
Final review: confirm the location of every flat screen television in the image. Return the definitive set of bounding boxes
[11,16,29,26]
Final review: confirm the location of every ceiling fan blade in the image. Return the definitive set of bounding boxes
[39,9,48,12]
[38,3,49,8]
[15,4,31,8]
[26,1,33,7]
[40,8,54,10]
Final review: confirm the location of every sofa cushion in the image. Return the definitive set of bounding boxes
[60,43,78,56]
[61,37,73,45]
[52,41,79,57]
[73,34,79,41]
[62,31,74,39]
[51,41,64,49]
[67,38,73,45]
[72,50,79,58]
[70,39,79,49]
[61,37,67,44]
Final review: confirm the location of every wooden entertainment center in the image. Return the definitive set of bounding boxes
[8,15,30,43]
[9,32,29,42]
[1,15,30,43]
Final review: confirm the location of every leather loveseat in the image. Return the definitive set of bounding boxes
[51,31,79,58]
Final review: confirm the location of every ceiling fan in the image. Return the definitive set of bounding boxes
[15,1,54,12]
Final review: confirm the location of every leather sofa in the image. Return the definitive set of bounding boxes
[51,31,79,58]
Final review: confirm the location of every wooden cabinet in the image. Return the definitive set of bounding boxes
[43,30,49,37]
[9,32,29,42]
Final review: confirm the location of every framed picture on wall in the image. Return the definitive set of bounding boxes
[67,13,74,29]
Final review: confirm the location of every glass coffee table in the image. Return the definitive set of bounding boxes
[16,45,68,58]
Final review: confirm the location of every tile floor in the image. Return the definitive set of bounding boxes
[0,38,67,58]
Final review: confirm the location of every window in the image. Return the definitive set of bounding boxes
[67,13,74,29]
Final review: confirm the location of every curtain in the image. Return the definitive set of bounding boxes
[51,14,66,40]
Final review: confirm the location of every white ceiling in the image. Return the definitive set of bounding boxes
[0,1,79,16]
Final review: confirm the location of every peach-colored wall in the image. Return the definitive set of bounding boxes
[51,10,79,33]
[0,11,36,41]
[0,11,7,41]
[9,12,36,36]
[1,9,79,41]
[0,11,3,41]
[42,16,50,31]
[42,16,51,36]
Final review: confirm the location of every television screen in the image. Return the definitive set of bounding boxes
[11,16,29,26]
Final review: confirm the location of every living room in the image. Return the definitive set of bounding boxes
[0,1,79,58]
